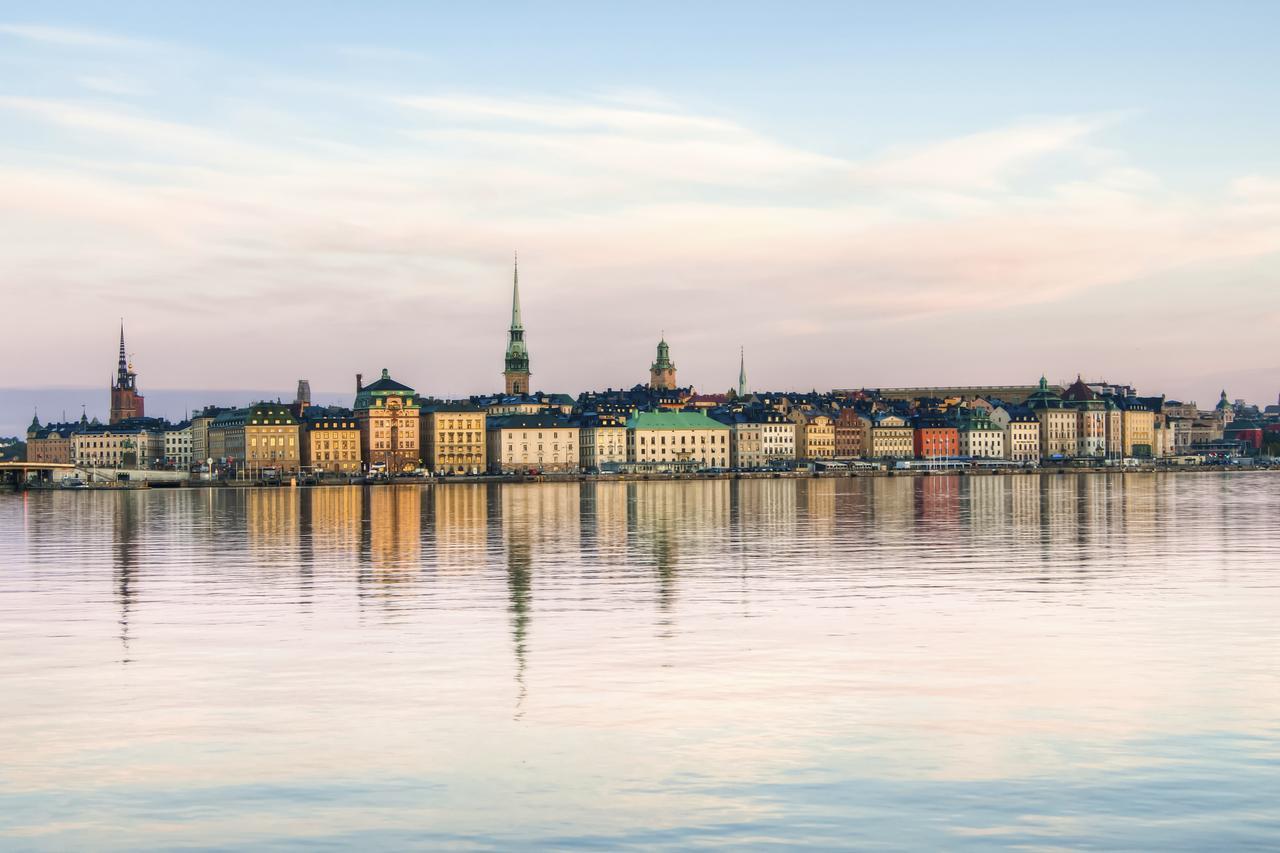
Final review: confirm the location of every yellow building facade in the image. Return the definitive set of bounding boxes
[302,413,361,474]
[422,405,486,474]
[790,411,835,459]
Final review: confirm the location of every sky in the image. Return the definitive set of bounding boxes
[1,1,1278,422]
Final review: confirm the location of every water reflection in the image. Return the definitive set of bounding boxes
[46,473,1259,659]
[5,473,1279,850]
[112,490,140,662]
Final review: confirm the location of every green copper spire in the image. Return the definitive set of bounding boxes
[653,333,673,371]
[503,253,530,393]
[510,251,523,331]
[737,346,747,397]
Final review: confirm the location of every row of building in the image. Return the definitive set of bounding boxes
[25,364,1278,476]
[21,264,1280,475]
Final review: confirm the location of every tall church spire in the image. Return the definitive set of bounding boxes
[738,346,747,397]
[110,320,144,423]
[117,321,128,382]
[511,251,523,330]
[503,253,531,395]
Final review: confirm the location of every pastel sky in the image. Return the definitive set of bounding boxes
[1,2,1278,409]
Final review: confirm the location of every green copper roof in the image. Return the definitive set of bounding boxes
[626,410,728,430]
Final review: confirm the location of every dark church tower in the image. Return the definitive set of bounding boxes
[109,323,144,424]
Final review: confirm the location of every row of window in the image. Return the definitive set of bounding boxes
[249,437,295,447]
[635,434,727,446]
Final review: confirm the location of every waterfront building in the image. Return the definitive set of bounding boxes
[790,410,835,460]
[869,413,913,459]
[1026,376,1077,459]
[189,406,230,468]
[208,403,302,476]
[487,413,579,473]
[73,418,166,469]
[163,421,193,470]
[833,409,869,458]
[109,323,145,424]
[578,413,628,472]
[25,414,81,464]
[957,408,1004,459]
[1103,398,1124,458]
[989,405,1049,463]
[626,410,729,469]
[716,409,794,469]
[649,336,678,391]
[355,369,421,473]
[421,402,486,474]
[913,413,959,460]
[1117,397,1156,458]
[301,408,361,474]
[759,412,797,464]
[503,257,532,395]
[1062,377,1107,459]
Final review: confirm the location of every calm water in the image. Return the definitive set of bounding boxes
[2,474,1278,850]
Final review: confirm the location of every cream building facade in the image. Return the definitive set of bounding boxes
[958,411,1004,459]
[487,414,580,473]
[869,414,913,459]
[626,411,729,469]
[989,406,1041,462]
[164,423,193,469]
[73,422,164,469]
[578,415,627,472]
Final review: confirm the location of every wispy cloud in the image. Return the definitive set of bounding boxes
[0,22,148,49]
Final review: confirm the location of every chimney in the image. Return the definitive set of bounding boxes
[356,373,363,392]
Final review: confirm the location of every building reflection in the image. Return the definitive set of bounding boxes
[506,531,532,717]
[245,488,301,572]
[579,481,629,566]
[627,481,731,627]
[112,492,141,663]
[497,483,579,716]
[430,484,488,574]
